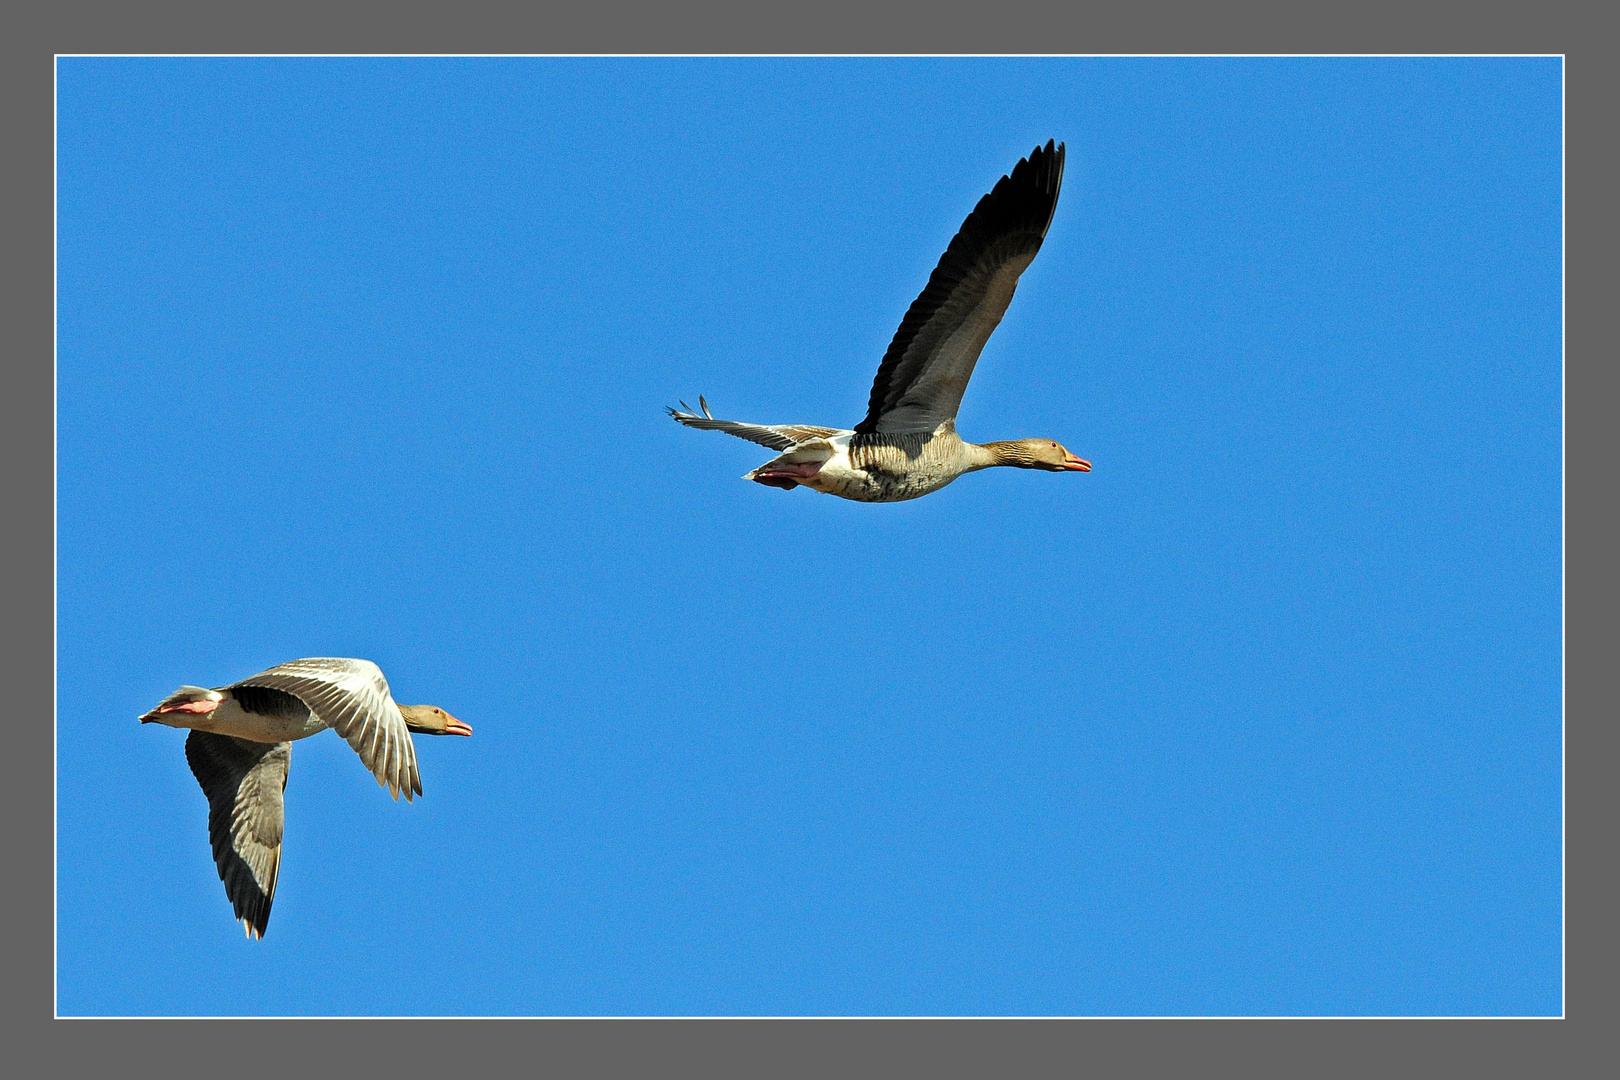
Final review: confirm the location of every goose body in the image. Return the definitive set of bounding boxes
[702,422,1023,503]
[670,140,1090,503]
[140,657,471,938]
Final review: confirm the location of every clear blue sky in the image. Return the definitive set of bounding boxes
[56,57,1562,1016]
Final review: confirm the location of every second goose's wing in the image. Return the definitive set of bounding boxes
[231,657,422,800]
[185,731,290,939]
[856,141,1065,437]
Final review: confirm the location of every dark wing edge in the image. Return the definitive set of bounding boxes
[185,731,290,940]
[855,140,1066,435]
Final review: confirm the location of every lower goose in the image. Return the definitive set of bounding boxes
[140,657,472,939]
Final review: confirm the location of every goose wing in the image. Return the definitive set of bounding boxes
[185,731,290,939]
[230,657,421,800]
[856,140,1065,436]
[668,398,844,451]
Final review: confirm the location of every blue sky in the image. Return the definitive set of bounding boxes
[56,57,1562,1015]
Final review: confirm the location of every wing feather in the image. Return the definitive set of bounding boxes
[231,657,422,801]
[185,731,290,939]
[856,140,1065,436]
[668,403,845,451]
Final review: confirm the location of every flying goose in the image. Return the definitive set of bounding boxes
[670,139,1090,503]
[140,657,472,939]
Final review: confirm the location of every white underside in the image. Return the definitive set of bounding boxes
[747,431,973,503]
[158,692,330,743]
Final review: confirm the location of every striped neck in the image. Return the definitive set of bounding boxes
[978,440,1047,469]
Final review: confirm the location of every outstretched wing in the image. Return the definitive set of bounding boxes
[185,731,290,939]
[668,397,844,451]
[857,140,1065,436]
[231,657,421,801]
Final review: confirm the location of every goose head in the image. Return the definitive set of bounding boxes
[985,439,1091,472]
[400,704,473,737]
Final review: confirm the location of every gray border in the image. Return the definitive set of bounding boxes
[18,0,1598,1073]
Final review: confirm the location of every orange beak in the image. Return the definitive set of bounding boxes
[444,717,474,737]
[1063,453,1092,472]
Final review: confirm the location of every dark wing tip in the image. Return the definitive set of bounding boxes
[1007,139,1066,238]
[242,906,270,939]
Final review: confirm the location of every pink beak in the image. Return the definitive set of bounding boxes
[444,717,474,737]
[1063,453,1092,472]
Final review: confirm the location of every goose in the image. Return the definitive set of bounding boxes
[670,139,1090,503]
[139,657,472,939]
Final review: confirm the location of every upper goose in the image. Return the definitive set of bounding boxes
[670,139,1090,503]
[140,657,472,938]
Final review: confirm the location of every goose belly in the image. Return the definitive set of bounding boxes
[806,452,964,503]
[196,696,329,743]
